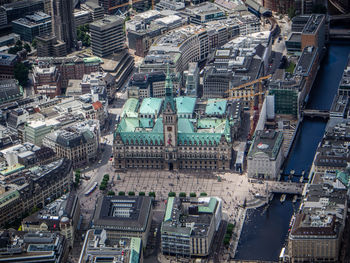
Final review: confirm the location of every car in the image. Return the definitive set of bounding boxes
[98,160,102,164]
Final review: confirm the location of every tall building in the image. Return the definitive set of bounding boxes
[51,0,76,52]
[90,15,125,58]
[0,53,18,80]
[98,0,129,14]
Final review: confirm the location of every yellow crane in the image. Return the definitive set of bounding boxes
[109,0,155,12]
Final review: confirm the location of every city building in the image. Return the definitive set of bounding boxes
[0,33,20,47]
[183,62,199,97]
[183,2,225,24]
[0,0,44,27]
[0,79,23,104]
[0,158,72,227]
[81,1,104,21]
[24,120,54,146]
[79,229,143,263]
[300,14,326,52]
[338,55,350,96]
[80,72,116,100]
[114,70,242,171]
[73,10,91,29]
[42,119,100,169]
[12,12,51,42]
[247,130,284,180]
[36,34,67,57]
[34,56,103,88]
[0,53,18,80]
[90,15,125,58]
[32,66,62,98]
[0,231,68,263]
[128,71,168,99]
[92,196,153,247]
[286,173,348,262]
[161,196,222,257]
[285,32,302,54]
[99,0,129,14]
[51,0,76,52]
[22,191,81,247]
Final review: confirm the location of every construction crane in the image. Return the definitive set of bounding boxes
[109,0,155,12]
[225,74,272,106]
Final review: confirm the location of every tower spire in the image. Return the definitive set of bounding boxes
[164,63,175,111]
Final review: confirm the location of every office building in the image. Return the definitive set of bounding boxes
[247,130,284,180]
[22,191,81,247]
[80,72,116,100]
[12,12,51,42]
[32,66,62,98]
[42,119,100,169]
[52,0,76,52]
[184,62,199,97]
[0,53,19,80]
[0,158,72,227]
[301,14,326,52]
[0,231,68,263]
[79,229,142,263]
[92,196,153,247]
[114,70,242,171]
[73,10,92,28]
[36,34,67,57]
[338,55,350,96]
[90,15,125,57]
[81,1,104,21]
[0,0,44,26]
[161,196,222,257]
[99,0,129,14]
[183,2,225,24]
[0,33,20,47]
[24,120,53,146]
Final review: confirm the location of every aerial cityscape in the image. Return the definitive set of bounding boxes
[0,0,349,262]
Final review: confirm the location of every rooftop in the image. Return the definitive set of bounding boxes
[302,14,325,35]
[92,196,152,232]
[248,130,283,160]
[90,15,124,30]
[294,46,318,76]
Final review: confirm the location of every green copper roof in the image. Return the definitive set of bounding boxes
[120,132,163,145]
[205,99,227,116]
[178,133,222,145]
[337,170,350,188]
[164,65,175,112]
[121,98,139,118]
[198,197,217,213]
[0,190,19,209]
[83,56,103,64]
[164,197,175,222]
[139,98,163,116]
[152,118,163,133]
[175,97,196,115]
[178,118,194,133]
[129,237,141,263]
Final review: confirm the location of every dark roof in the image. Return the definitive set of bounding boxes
[93,196,152,232]
[291,213,337,236]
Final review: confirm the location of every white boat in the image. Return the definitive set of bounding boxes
[280,194,286,203]
[299,176,304,183]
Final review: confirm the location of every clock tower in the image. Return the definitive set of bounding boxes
[163,65,177,170]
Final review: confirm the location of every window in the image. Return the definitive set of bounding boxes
[167,127,172,131]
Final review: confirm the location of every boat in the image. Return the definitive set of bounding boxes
[292,195,298,203]
[290,170,295,176]
[301,170,305,176]
[299,176,304,183]
[280,194,286,203]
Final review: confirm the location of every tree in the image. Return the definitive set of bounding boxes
[14,62,29,86]
[99,184,106,190]
[8,46,19,54]
[287,7,296,19]
[128,191,135,196]
[107,191,115,195]
[200,192,207,197]
[24,43,31,53]
[139,192,145,196]
[118,191,125,196]
[32,38,37,49]
[190,192,196,197]
[179,192,186,197]
[15,40,23,48]
[148,192,156,198]
[168,192,176,197]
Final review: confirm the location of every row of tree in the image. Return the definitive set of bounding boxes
[77,24,91,47]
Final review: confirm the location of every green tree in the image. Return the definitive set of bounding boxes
[200,192,207,197]
[148,192,156,197]
[118,191,125,196]
[32,38,37,49]
[14,62,29,86]
[16,40,23,48]
[8,46,19,54]
[168,192,176,197]
[107,191,115,195]
[190,192,196,197]
[179,192,186,197]
[139,192,145,196]
[24,43,31,53]
[99,184,106,190]
[128,191,135,196]
[287,7,296,19]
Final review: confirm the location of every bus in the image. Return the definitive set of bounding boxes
[85,182,98,196]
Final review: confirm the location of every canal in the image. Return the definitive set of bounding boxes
[235,42,350,261]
